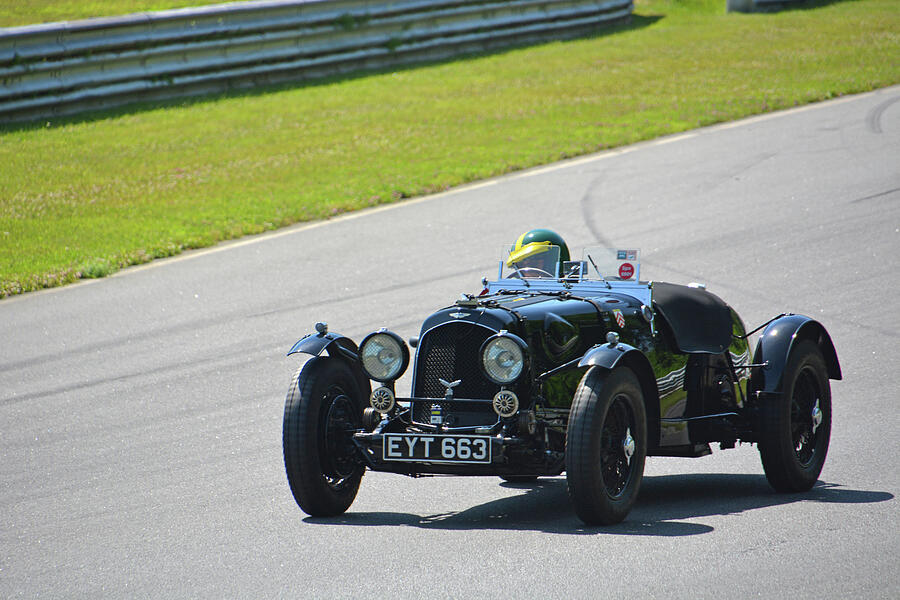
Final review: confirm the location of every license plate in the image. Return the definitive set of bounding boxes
[382,434,492,464]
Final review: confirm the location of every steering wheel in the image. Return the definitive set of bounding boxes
[509,267,555,279]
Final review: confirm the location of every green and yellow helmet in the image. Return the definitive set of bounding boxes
[507,228,570,270]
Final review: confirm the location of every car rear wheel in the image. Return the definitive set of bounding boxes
[566,366,647,525]
[759,340,832,492]
[283,356,365,516]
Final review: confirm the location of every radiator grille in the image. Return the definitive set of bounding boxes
[412,322,499,426]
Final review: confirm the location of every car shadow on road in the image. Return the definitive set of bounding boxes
[304,474,893,536]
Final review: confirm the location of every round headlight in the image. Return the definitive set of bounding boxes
[359,330,409,382]
[480,334,525,384]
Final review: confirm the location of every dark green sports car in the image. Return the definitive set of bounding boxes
[282,246,840,525]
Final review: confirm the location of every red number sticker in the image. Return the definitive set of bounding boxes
[618,263,635,279]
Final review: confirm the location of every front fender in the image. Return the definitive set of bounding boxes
[287,332,360,362]
[578,342,634,370]
[751,314,842,396]
[578,343,660,446]
[288,331,371,401]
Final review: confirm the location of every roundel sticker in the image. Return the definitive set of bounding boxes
[618,262,635,279]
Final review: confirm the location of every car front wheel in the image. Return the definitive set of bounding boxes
[566,366,647,525]
[283,356,365,516]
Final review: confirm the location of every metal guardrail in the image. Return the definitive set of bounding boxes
[726,0,806,12]
[0,0,632,123]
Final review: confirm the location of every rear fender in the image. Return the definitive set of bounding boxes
[750,315,842,396]
[578,343,661,447]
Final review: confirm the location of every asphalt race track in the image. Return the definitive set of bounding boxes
[2,86,898,598]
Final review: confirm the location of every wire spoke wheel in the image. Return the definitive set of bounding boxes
[600,396,635,498]
[320,386,361,487]
[321,388,361,486]
[566,367,647,525]
[790,367,823,467]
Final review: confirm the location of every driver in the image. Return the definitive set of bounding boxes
[506,228,570,277]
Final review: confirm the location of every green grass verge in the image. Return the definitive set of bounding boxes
[1,0,898,297]
[0,1,231,27]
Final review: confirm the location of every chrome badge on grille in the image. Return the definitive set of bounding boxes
[438,378,461,400]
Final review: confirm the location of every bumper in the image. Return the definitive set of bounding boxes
[352,430,564,477]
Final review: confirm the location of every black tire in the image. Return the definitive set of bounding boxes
[565,367,647,525]
[759,340,832,492]
[283,356,366,516]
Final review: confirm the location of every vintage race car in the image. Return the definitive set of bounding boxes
[282,245,840,525]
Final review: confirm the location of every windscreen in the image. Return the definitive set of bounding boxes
[581,247,641,281]
[499,245,562,279]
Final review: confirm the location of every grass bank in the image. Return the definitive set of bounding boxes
[1,0,898,297]
[0,1,230,27]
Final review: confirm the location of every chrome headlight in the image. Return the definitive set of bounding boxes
[359,330,409,382]
[480,331,526,385]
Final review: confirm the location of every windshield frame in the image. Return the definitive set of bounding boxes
[498,244,563,279]
[497,245,641,283]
